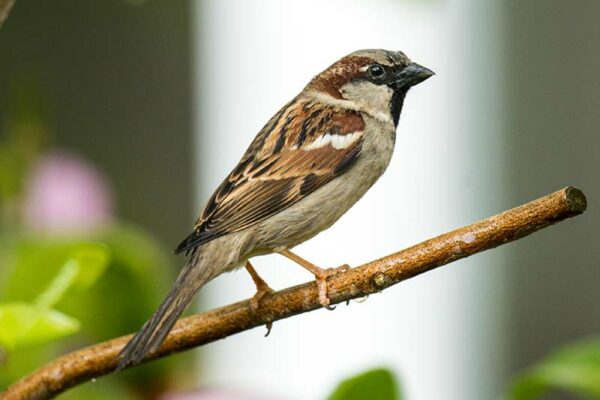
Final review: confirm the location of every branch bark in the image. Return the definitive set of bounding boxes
[1,186,587,400]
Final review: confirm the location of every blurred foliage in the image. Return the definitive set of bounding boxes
[328,368,402,400]
[326,347,600,400]
[0,81,48,223]
[509,338,600,400]
[0,226,179,396]
[0,84,189,398]
[0,243,109,350]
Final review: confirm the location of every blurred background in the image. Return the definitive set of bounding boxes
[0,1,598,399]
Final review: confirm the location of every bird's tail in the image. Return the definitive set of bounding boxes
[116,249,212,370]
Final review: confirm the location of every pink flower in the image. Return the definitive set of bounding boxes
[22,150,113,234]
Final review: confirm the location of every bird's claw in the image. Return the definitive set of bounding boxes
[315,263,351,310]
[264,321,273,337]
[249,284,274,312]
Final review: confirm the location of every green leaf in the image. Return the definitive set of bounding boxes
[0,302,79,349]
[70,244,111,288]
[1,240,110,303]
[328,368,401,400]
[510,338,600,399]
[0,227,180,388]
[0,245,109,350]
[24,309,80,346]
[0,257,82,349]
[34,260,79,309]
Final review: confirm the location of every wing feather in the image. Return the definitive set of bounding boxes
[175,99,366,254]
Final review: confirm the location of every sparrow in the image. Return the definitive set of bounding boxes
[118,49,433,368]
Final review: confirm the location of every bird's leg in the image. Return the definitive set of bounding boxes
[278,249,349,309]
[245,261,274,311]
[245,261,274,336]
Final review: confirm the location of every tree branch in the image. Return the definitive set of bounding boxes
[1,186,587,400]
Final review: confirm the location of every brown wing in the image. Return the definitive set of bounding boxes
[175,98,365,254]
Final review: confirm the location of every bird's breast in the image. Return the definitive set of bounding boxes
[246,117,396,255]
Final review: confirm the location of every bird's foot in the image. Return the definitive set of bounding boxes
[244,261,275,336]
[250,281,274,311]
[245,261,274,311]
[313,264,350,310]
[278,249,352,310]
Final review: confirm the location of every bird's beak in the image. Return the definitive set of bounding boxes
[391,62,435,90]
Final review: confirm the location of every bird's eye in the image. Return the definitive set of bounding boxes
[368,64,385,79]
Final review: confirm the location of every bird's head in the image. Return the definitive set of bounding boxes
[306,49,434,125]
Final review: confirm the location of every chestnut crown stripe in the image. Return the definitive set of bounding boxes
[307,56,375,99]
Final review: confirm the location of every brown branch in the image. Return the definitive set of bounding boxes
[0,0,15,30]
[1,186,587,400]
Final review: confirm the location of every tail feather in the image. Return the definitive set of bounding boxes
[117,251,211,370]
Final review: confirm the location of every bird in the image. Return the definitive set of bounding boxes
[117,49,433,369]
